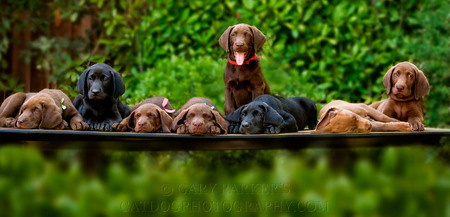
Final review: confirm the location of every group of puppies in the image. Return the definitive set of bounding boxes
[0,24,430,134]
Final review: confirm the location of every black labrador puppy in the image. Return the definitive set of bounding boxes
[226,95,317,134]
[73,63,130,131]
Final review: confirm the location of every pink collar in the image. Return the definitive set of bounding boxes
[228,54,262,65]
[162,98,175,113]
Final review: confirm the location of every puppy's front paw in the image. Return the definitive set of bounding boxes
[100,122,114,132]
[72,121,89,131]
[113,122,128,132]
[228,123,240,134]
[410,120,424,131]
[55,120,69,130]
[208,125,221,135]
[399,122,413,132]
[264,125,281,134]
[176,125,188,134]
[5,118,17,128]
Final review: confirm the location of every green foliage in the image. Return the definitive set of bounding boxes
[0,145,449,216]
[1,0,448,127]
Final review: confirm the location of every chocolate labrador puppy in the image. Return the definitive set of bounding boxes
[370,62,430,131]
[113,97,174,133]
[313,100,412,134]
[219,23,270,115]
[226,95,317,134]
[73,63,130,131]
[171,97,228,135]
[0,89,88,130]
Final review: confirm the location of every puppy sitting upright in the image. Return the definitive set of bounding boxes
[219,23,270,115]
[370,62,430,131]
[73,63,131,131]
[0,89,88,130]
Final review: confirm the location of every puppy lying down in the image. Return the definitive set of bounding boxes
[171,97,228,135]
[0,89,88,130]
[113,97,174,133]
[226,95,317,134]
[313,100,413,134]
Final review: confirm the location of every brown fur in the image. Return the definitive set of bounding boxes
[171,98,228,134]
[0,89,88,130]
[113,97,174,133]
[313,100,412,134]
[370,62,430,131]
[219,23,270,115]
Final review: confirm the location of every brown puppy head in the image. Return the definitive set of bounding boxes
[172,103,228,134]
[219,23,266,65]
[313,107,372,134]
[383,61,430,101]
[16,94,63,129]
[127,103,172,133]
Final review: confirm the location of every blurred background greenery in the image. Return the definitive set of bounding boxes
[0,0,449,216]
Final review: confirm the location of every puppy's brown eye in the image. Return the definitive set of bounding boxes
[88,77,94,81]
[231,33,236,37]
[135,114,141,118]
[408,74,414,79]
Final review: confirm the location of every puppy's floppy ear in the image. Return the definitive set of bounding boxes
[249,25,266,52]
[225,105,245,123]
[156,107,173,133]
[413,67,430,100]
[315,107,338,130]
[383,65,395,95]
[219,26,234,52]
[39,103,63,129]
[260,103,283,126]
[211,110,229,134]
[126,111,136,130]
[77,69,90,97]
[171,108,189,131]
[110,70,125,99]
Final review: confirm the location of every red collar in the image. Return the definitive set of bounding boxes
[228,54,262,65]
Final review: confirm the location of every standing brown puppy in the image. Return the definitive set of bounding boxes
[370,62,430,131]
[219,23,270,115]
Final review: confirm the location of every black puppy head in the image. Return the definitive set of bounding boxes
[230,102,283,134]
[77,63,125,101]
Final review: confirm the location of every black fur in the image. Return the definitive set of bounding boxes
[73,63,130,131]
[226,95,317,134]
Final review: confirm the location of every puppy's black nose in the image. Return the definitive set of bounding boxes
[235,42,244,47]
[396,85,404,91]
[91,88,100,95]
[241,122,250,128]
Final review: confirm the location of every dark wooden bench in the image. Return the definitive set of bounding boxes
[1,127,449,151]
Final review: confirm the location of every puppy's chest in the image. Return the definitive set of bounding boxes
[389,101,421,120]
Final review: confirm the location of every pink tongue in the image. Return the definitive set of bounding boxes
[235,52,245,65]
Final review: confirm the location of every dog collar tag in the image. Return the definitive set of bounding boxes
[61,98,67,111]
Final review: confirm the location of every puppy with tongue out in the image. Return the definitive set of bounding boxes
[219,23,271,115]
